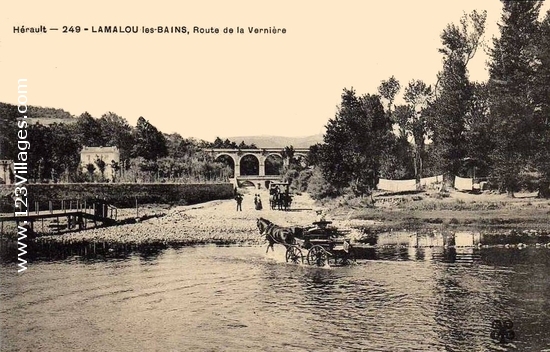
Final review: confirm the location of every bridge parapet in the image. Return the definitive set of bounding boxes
[205,147,309,178]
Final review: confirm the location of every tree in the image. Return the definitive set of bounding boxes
[98,112,134,162]
[377,77,416,180]
[394,80,433,186]
[488,1,542,196]
[463,82,493,178]
[534,10,550,197]
[431,10,487,189]
[110,160,120,182]
[26,123,54,182]
[166,133,198,158]
[377,76,401,116]
[379,133,415,180]
[307,143,323,167]
[132,116,168,161]
[213,137,223,148]
[74,112,104,147]
[281,145,297,169]
[319,88,393,195]
[95,157,107,180]
[86,163,96,182]
[49,123,80,182]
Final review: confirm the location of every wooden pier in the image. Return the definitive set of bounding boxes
[0,199,118,235]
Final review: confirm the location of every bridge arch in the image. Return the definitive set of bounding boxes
[239,154,260,176]
[214,153,236,178]
[205,147,310,181]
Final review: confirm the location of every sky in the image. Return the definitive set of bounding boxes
[1,1,549,142]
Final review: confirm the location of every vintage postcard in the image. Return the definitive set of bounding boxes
[1,1,550,351]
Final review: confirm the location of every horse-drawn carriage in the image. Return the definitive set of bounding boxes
[257,218,356,267]
[268,182,293,211]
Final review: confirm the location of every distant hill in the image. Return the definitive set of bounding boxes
[0,102,77,125]
[223,134,323,149]
[26,105,77,125]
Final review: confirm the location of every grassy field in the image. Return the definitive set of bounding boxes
[327,190,550,234]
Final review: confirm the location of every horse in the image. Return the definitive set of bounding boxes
[256,217,295,253]
[277,193,292,211]
[269,193,278,210]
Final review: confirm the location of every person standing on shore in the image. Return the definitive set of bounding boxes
[254,194,258,208]
[256,195,263,210]
[235,193,243,211]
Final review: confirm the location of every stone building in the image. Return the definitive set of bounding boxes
[80,146,120,181]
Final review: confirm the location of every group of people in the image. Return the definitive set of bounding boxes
[234,193,263,211]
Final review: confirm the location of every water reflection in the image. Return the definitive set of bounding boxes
[3,244,550,351]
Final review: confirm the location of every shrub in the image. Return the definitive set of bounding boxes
[306,168,339,200]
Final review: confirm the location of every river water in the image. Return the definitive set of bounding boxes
[2,244,550,351]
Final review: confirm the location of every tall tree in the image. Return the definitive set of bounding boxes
[26,123,54,181]
[98,112,134,162]
[131,116,168,161]
[377,76,401,116]
[74,112,104,147]
[534,10,550,197]
[431,10,487,189]
[395,79,433,186]
[377,76,415,180]
[49,123,81,182]
[463,82,493,178]
[488,1,542,196]
[319,88,393,195]
[166,133,198,158]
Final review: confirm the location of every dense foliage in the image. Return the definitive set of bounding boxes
[2,2,550,199]
[0,104,258,183]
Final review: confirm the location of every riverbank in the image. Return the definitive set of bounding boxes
[329,189,550,235]
[15,187,550,247]
[33,187,329,246]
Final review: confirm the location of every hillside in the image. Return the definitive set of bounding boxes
[0,101,324,147]
[223,134,323,148]
[0,102,77,125]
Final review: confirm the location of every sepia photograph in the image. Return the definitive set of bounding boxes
[1,1,550,351]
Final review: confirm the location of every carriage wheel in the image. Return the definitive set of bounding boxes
[285,246,303,264]
[337,247,356,266]
[307,245,329,267]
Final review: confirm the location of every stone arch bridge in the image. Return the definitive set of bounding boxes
[205,148,309,188]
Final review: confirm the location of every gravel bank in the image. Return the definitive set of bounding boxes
[36,188,353,245]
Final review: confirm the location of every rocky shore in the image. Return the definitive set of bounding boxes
[9,187,550,248]
[34,188,349,246]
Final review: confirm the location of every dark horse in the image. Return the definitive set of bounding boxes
[256,217,295,253]
[269,192,292,211]
[269,193,278,210]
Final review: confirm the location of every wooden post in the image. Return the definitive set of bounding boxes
[135,197,138,218]
[69,200,72,211]
[35,201,39,215]
[62,200,65,213]
[49,201,53,214]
